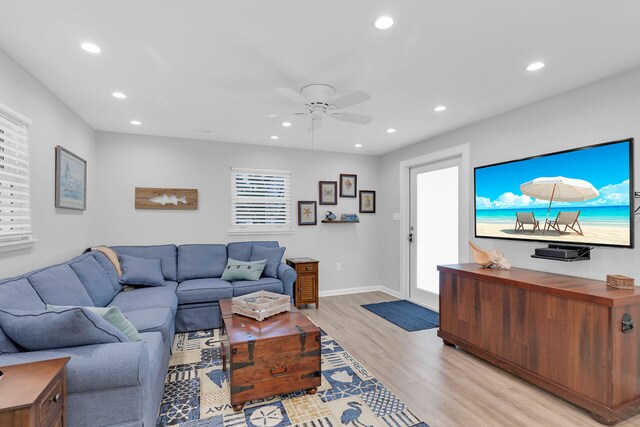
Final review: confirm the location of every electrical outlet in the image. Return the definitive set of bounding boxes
[336,262,342,272]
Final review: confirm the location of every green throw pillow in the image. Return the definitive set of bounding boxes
[46,304,142,342]
[221,258,266,281]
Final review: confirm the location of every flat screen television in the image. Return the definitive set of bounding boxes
[474,138,634,248]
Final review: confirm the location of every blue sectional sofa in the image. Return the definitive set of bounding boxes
[0,241,296,427]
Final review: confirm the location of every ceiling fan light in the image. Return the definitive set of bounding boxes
[375,16,394,30]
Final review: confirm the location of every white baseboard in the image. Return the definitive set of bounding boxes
[319,286,402,299]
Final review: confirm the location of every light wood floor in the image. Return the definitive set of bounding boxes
[300,292,637,427]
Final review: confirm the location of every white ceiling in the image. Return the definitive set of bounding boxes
[2,1,640,155]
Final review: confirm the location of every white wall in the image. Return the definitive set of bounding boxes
[94,132,384,293]
[379,67,640,293]
[0,49,97,277]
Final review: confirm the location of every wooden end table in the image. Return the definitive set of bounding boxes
[0,357,70,426]
[286,258,319,308]
[219,299,321,412]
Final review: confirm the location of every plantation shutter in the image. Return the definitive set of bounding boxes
[0,104,33,245]
[230,167,292,232]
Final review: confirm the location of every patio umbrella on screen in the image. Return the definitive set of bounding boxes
[519,176,599,233]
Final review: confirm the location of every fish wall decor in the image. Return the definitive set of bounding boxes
[135,187,198,210]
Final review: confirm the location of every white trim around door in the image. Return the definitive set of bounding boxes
[398,143,471,300]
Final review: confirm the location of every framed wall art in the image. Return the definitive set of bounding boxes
[359,190,376,213]
[339,174,357,198]
[55,145,87,210]
[319,181,337,205]
[298,201,317,225]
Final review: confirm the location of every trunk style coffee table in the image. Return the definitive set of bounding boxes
[219,299,321,412]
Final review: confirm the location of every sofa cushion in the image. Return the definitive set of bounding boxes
[231,277,284,297]
[28,265,93,307]
[177,244,227,281]
[108,281,178,315]
[68,254,118,306]
[92,251,122,292]
[112,244,178,281]
[119,254,165,287]
[0,278,45,311]
[177,278,233,305]
[124,308,174,344]
[47,305,142,342]
[0,327,20,354]
[227,241,279,262]
[140,331,164,390]
[221,259,266,282]
[0,308,129,351]
[250,245,286,278]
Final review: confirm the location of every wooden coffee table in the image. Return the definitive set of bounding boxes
[219,299,321,412]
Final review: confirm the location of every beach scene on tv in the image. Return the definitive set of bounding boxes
[475,140,632,247]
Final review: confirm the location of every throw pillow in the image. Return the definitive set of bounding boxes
[0,326,20,354]
[46,304,142,342]
[119,254,165,287]
[221,258,266,281]
[0,307,129,351]
[250,245,286,278]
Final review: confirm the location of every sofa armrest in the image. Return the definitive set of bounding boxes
[277,262,296,302]
[0,341,150,394]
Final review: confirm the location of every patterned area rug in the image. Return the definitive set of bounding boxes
[157,328,429,426]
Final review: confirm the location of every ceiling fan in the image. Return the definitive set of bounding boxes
[276,84,372,131]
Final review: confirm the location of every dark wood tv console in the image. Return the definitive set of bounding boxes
[438,264,640,425]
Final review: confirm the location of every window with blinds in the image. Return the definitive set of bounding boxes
[230,167,291,233]
[0,104,33,246]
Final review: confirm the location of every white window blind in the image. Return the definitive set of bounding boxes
[230,167,291,233]
[0,104,33,246]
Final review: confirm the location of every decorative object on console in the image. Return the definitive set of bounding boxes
[359,190,376,213]
[607,274,635,289]
[468,241,511,270]
[325,211,337,221]
[319,181,338,205]
[135,187,198,209]
[231,290,291,321]
[298,201,317,225]
[341,213,359,222]
[340,173,358,197]
[55,145,87,210]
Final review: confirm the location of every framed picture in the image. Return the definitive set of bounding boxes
[339,174,357,198]
[55,145,87,210]
[319,181,338,205]
[298,201,317,225]
[359,190,376,213]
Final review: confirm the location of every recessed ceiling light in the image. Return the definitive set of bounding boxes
[434,105,447,112]
[281,122,292,127]
[375,16,394,30]
[526,62,545,71]
[270,135,279,140]
[386,128,396,134]
[80,42,101,53]
[267,113,278,118]
[130,120,142,126]
[112,92,127,99]
[355,144,363,148]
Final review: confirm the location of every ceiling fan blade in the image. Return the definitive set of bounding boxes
[332,90,371,109]
[276,87,308,104]
[331,112,373,125]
